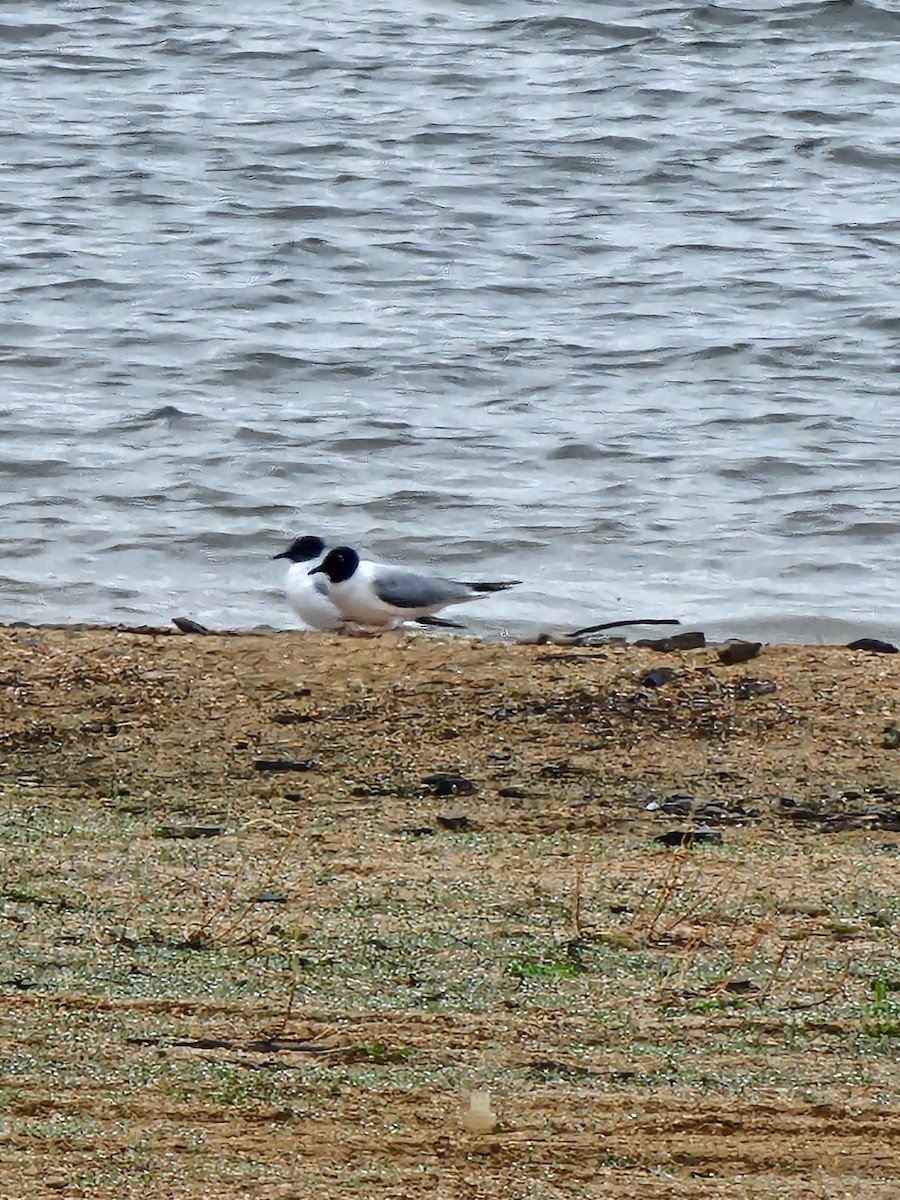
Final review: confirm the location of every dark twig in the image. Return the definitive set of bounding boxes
[568,617,681,639]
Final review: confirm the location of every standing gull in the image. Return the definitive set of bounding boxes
[273,535,345,631]
[309,545,520,628]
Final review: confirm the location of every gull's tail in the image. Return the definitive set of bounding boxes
[459,579,522,594]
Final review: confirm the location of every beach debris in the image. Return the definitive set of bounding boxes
[847,638,898,654]
[636,631,706,652]
[654,827,723,848]
[436,814,473,831]
[721,979,761,994]
[735,677,777,700]
[645,795,758,823]
[422,772,476,796]
[568,617,681,639]
[254,757,318,772]
[172,617,211,635]
[640,667,676,688]
[461,1089,498,1135]
[155,825,225,839]
[717,641,762,666]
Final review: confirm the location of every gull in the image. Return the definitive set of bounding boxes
[273,535,345,631]
[309,545,520,628]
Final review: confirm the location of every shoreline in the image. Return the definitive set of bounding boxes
[1,614,897,649]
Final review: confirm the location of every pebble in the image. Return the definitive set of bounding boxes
[436,814,473,831]
[654,827,724,848]
[254,758,318,772]
[717,641,762,666]
[422,772,476,796]
[641,667,676,688]
[636,631,706,652]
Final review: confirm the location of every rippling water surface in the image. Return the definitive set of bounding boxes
[3,0,900,639]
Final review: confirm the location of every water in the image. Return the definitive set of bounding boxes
[2,0,900,641]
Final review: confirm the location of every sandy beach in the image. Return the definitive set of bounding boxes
[2,624,899,1198]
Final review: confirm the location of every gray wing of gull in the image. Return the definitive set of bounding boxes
[312,575,331,597]
[372,567,474,611]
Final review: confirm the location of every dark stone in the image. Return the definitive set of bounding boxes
[539,761,572,778]
[884,725,900,750]
[252,891,288,904]
[661,796,694,816]
[436,814,472,831]
[847,638,899,654]
[735,677,777,700]
[696,804,729,822]
[641,667,676,689]
[172,617,211,634]
[394,826,435,838]
[654,827,723,848]
[722,979,760,994]
[271,713,316,725]
[717,641,762,666]
[254,758,318,772]
[498,786,529,799]
[81,720,118,735]
[636,631,706,652]
[422,772,476,796]
[868,785,899,800]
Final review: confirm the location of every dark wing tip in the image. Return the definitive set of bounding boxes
[462,579,522,593]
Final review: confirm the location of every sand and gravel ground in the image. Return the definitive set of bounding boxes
[1,625,899,1199]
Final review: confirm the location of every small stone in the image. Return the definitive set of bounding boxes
[172,617,211,635]
[654,827,723,848]
[884,725,900,750]
[722,979,760,994]
[661,795,695,816]
[393,826,435,838]
[422,772,476,796]
[254,758,318,772]
[436,814,472,831]
[155,825,225,839]
[641,667,676,688]
[252,891,288,904]
[735,677,777,700]
[717,641,762,666]
[636,631,706,652]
